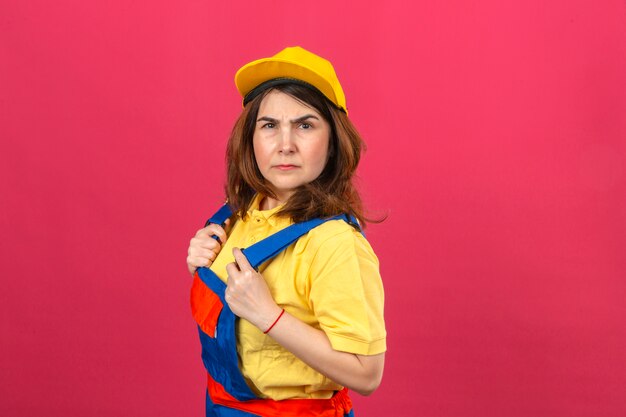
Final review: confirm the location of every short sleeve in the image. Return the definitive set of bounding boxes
[307,223,386,355]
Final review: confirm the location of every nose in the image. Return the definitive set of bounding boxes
[278,128,296,154]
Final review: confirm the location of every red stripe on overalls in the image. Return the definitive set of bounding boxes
[191,274,222,337]
[207,373,352,417]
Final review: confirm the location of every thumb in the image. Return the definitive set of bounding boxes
[232,247,254,272]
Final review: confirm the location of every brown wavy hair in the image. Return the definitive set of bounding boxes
[225,83,376,226]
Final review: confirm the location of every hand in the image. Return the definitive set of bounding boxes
[186,219,230,275]
[224,247,282,331]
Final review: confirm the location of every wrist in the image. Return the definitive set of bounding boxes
[263,308,286,334]
[258,305,283,333]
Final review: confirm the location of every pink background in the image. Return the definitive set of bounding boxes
[2,1,625,416]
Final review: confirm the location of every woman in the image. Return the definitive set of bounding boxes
[187,46,386,417]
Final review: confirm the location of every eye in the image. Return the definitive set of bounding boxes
[299,123,312,129]
[261,122,276,129]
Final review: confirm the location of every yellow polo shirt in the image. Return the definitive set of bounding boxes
[209,195,386,400]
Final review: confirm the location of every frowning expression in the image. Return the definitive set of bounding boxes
[253,90,331,203]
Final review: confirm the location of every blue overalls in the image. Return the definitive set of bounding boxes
[191,205,357,417]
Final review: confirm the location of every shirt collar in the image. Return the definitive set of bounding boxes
[246,194,292,228]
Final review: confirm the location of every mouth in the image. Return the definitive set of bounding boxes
[274,164,298,171]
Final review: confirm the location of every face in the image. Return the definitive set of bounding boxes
[253,90,331,203]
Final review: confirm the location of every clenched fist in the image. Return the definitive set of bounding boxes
[186,219,230,275]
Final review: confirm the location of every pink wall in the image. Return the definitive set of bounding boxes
[2,1,625,416]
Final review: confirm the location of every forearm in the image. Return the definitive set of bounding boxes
[265,308,384,396]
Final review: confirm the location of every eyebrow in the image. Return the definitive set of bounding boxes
[256,114,320,124]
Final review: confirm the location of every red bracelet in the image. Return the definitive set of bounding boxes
[263,309,285,334]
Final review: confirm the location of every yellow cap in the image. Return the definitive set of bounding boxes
[235,46,348,114]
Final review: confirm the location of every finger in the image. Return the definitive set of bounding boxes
[232,247,254,272]
[187,255,210,269]
[195,226,215,237]
[209,225,228,244]
[190,236,220,251]
[196,224,227,240]
[225,261,240,278]
[188,242,218,258]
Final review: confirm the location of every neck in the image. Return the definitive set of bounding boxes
[259,192,291,210]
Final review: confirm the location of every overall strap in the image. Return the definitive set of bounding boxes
[241,213,358,270]
[204,203,362,270]
[204,204,233,227]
